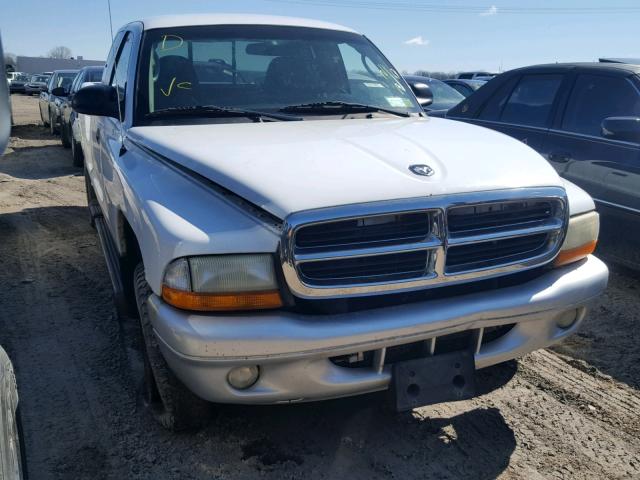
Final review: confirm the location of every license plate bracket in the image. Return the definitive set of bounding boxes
[391,350,476,412]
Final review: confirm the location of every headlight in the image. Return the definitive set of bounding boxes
[554,211,599,267]
[162,254,283,312]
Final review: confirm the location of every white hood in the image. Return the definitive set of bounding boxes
[128,117,563,219]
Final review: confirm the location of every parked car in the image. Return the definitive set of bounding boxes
[8,73,30,94]
[404,75,465,114]
[447,62,640,269]
[24,74,51,95]
[443,79,487,97]
[457,71,496,80]
[74,14,607,431]
[58,66,104,164]
[5,71,23,89]
[0,35,27,480]
[38,69,78,134]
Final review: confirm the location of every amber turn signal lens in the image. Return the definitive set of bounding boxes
[162,285,283,312]
[553,240,597,267]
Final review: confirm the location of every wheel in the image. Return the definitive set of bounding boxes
[49,109,58,135]
[72,136,84,167]
[61,122,71,149]
[40,104,49,128]
[134,263,211,431]
[84,163,96,229]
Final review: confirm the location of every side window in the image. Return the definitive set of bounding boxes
[562,74,640,137]
[110,32,133,118]
[500,74,563,127]
[478,76,519,121]
[104,31,125,84]
[70,72,83,94]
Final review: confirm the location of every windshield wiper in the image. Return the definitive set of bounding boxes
[279,101,410,118]
[146,105,302,122]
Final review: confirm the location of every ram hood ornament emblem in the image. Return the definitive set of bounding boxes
[409,164,435,177]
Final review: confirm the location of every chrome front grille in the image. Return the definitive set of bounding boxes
[280,188,567,299]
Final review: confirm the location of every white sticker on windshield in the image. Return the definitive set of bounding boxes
[386,97,407,108]
[364,82,384,88]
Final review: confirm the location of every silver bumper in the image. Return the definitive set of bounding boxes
[149,255,608,404]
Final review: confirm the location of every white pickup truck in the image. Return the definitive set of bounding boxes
[75,14,609,431]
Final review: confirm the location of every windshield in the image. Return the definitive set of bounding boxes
[15,74,30,82]
[86,69,103,82]
[136,25,420,123]
[32,75,49,83]
[424,78,465,110]
[55,72,78,90]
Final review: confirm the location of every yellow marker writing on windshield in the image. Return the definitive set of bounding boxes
[160,77,192,97]
[160,34,184,51]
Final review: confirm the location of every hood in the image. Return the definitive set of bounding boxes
[128,117,563,219]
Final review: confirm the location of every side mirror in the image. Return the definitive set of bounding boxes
[51,86,68,97]
[72,83,119,118]
[601,116,640,143]
[408,81,433,107]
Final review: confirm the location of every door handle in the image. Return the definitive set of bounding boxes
[549,152,571,163]
[95,128,101,142]
[611,171,628,177]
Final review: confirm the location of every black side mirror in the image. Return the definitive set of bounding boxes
[51,86,67,97]
[601,116,640,143]
[72,83,119,119]
[408,81,433,107]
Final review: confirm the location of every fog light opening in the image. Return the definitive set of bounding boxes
[556,309,579,329]
[227,366,260,390]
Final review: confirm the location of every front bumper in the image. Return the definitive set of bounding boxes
[149,255,608,404]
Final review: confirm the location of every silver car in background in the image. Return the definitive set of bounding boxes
[24,74,51,95]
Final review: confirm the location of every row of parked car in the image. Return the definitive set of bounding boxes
[36,66,103,165]
[7,71,52,95]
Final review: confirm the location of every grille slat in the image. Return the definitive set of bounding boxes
[446,233,549,272]
[295,212,430,250]
[299,251,430,285]
[448,201,554,235]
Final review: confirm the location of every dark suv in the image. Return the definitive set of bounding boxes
[58,66,104,165]
[447,63,640,269]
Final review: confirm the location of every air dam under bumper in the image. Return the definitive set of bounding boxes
[148,255,608,404]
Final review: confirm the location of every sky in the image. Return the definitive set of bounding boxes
[2,0,639,73]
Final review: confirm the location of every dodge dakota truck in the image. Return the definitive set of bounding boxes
[74,14,609,431]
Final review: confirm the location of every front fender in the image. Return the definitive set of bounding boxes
[106,139,281,295]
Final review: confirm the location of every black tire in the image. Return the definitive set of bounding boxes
[72,136,84,167]
[61,122,71,149]
[49,109,58,135]
[133,263,211,431]
[84,164,96,229]
[40,105,49,128]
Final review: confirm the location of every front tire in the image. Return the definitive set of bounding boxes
[61,122,71,149]
[134,263,211,431]
[40,104,49,128]
[49,109,58,135]
[71,135,84,167]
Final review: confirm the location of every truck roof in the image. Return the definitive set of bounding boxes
[139,14,357,33]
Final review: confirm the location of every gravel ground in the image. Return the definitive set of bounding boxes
[1,94,639,480]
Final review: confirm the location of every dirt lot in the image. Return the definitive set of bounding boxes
[1,94,639,480]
